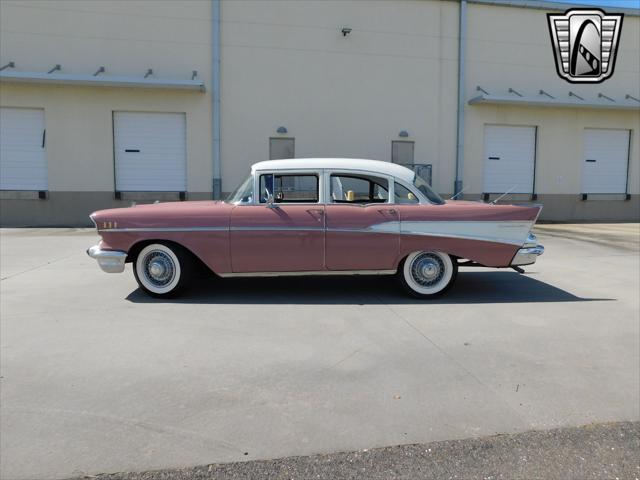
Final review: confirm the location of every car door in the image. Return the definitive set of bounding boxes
[230,171,325,273]
[324,172,399,271]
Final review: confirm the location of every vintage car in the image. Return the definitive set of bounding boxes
[87,158,544,298]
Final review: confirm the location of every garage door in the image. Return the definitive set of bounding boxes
[113,112,186,192]
[483,125,536,194]
[0,108,47,190]
[582,129,630,194]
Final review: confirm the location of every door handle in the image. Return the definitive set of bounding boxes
[306,208,324,222]
[378,208,397,215]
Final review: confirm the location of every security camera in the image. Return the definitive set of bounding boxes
[341,27,352,37]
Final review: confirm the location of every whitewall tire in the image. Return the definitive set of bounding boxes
[133,243,192,297]
[398,251,457,298]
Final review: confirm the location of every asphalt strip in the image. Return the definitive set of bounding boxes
[70,421,639,480]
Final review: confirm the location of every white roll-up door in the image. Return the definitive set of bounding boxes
[113,112,186,191]
[483,125,536,194]
[0,108,47,190]
[582,129,630,194]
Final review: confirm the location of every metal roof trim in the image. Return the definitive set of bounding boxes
[469,92,640,110]
[0,70,206,92]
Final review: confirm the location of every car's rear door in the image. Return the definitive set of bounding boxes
[324,172,399,271]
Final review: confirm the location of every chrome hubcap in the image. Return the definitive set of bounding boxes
[411,253,445,287]
[143,251,175,286]
[149,261,166,278]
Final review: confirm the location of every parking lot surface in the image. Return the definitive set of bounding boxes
[1,224,639,479]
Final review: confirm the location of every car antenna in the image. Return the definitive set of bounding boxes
[491,185,517,204]
[449,186,470,200]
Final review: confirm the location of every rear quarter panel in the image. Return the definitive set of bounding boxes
[397,202,541,267]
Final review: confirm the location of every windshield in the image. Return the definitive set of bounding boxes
[413,174,445,205]
[226,174,254,204]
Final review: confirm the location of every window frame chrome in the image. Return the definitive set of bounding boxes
[253,168,324,206]
[230,167,432,206]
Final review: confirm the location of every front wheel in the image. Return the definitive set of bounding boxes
[398,251,457,298]
[133,243,192,297]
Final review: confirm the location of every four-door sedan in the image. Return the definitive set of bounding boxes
[87,158,544,298]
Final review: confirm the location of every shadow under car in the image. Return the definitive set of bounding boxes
[125,270,612,305]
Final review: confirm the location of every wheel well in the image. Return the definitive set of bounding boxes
[397,251,460,269]
[126,240,208,271]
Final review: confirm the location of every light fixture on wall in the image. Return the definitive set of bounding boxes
[276,126,288,134]
[341,27,352,37]
[399,130,409,138]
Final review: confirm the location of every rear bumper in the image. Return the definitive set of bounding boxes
[87,244,127,273]
[511,245,545,266]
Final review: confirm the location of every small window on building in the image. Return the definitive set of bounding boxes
[394,183,419,204]
[269,137,295,160]
[392,140,414,165]
[330,174,389,203]
[259,174,318,203]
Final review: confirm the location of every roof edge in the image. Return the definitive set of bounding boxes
[466,0,640,16]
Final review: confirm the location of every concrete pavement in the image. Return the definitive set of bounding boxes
[1,225,638,479]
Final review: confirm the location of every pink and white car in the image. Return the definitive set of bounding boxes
[87,158,544,298]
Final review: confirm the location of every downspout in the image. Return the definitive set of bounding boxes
[212,0,222,199]
[454,0,467,196]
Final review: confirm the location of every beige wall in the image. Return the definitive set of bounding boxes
[219,0,460,194]
[464,3,640,198]
[1,0,639,225]
[0,0,214,195]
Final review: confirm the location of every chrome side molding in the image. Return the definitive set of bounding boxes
[219,269,396,278]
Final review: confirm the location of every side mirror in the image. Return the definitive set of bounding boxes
[266,193,278,208]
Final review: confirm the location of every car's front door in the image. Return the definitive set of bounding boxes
[325,173,399,271]
[230,171,325,273]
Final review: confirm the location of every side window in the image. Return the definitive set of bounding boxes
[330,174,389,203]
[394,182,419,204]
[259,174,318,203]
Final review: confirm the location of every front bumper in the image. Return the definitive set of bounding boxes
[87,244,127,273]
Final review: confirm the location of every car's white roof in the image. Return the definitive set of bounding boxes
[251,158,416,183]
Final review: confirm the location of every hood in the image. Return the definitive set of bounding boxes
[90,200,233,230]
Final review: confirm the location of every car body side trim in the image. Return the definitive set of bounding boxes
[99,226,228,233]
[219,269,396,278]
[99,221,532,246]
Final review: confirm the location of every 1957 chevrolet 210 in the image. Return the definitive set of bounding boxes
[87,158,544,298]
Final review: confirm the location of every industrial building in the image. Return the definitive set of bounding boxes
[0,0,638,226]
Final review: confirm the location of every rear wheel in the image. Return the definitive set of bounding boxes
[133,243,192,297]
[398,251,457,298]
